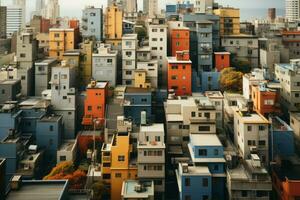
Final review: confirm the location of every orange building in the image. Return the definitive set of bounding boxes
[82,81,108,127]
[251,83,280,117]
[214,52,230,72]
[167,50,192,96]
[272,161,300,200]
[170,28,190,56]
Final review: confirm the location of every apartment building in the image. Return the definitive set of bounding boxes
[170,27,190,57]
[0,80,21,105]
[214,52,230,72]
[81,6,103,41]
[194,0,214,14]
[49,28,76,60]
[143,0,158,18]
[79,40,94,86]
[282,31,300,59]
[92,43,118,87]
[214,7,240,36]
[233,110,270,166]
[242,68,266,100]
[205,91,224,129]
[6,6,24,38]
[285,0,300,21]
[121,180,154,200]
[122,34,138,86]
[105,4,123,48]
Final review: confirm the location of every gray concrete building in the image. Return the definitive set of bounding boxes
[35,58,57,96]
[0,6,6,39]
[82,6,103,41]
[0,80,21,104]
[92,43,118,87]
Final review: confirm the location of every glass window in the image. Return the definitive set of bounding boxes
[199,149,207,156]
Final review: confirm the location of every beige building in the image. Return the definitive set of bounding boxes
[57,139,77,164]
[214,7,240,36]
[105,4,123,48]
[290,112,300,140]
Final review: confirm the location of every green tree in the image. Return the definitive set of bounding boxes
[91,181,108,200]
[220,67,243,93]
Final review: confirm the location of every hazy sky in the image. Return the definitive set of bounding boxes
[1,0,285,20]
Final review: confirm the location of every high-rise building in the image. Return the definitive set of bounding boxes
[214,7,240,36]
[0,5,6,38]
[6,6,24,38]
[46,0,60,24]
[125,0,137,13]
[13,0,26,26]
[285,0,300,21]
[105,4,123,48]
[194,0,214,14]
[143,0,158,18]
[268,8,276,22]
[82,6,103,41]
[35,0,46,16]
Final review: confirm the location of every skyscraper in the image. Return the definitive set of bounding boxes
[286,0,300,21]
[13,0,26,26]
[125,0,137,13]
[143,0,158,18]
[0,5,6,38]
[268,8,276,22]
[6,6,24,38]
[46,0,60,24]
[35,0,45,16]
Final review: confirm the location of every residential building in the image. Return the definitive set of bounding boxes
[205,91,224,129]
[170,27,190,57]
[36,114,63,163]
[214,7,240,36]
[270,117,295,161]
[57,139,77,164]
[188,134,226,199]
[233,110,270,166]
[137,124,166,197]
[148,21,168,87]
[282,31,300,59]
[50,65,77,139]
[35,58,57,96]
[251,83,280,117]
[214,52,230,72]
[123,87,152,124]
[0,159,5,199]
[80,40,94,86]
[92,43,118,87]
[285,0,300,21]
[82,81,108,127]
[122,34,138,86]
[45,0,60,24]
[275,59,300,112]
[272,158,300,200]
[268,8,276,22]
[121,180,154,200]
[124,0,137,13]
[82,6,103,41]
[0,6,6,39]
[221,35,259,68]
[0,66,17,81]
[227,155,272,200]
[194,0,213,14]
[0,103,22,140]
[243,68,266,100]
[176,163,212,200]
[143,0,158,18]
[200,71,220,92]
[0,80,21,104]
[167,50,192,96]
[134,70,151,89]
[290,112,300,140]
[49,28,76,60]
[6,6,24,38]
[105,4,123,48]
[101,132,138,200]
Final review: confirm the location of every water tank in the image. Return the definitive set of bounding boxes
[141,111,147,125]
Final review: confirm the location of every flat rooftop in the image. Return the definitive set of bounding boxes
[58,140,76,151]
[6,180,68,200]
[122,180,154,199]
[125,87,151,94]
[235,111,269,124]
[167,56,192,64]
[0,79,20,85]
[140,123,164,133]
[19,98,50,109]
[39,114,62,122]
[271,116,293,131]
[35,58,57,65]
[205,91,224,99]
[87,81,108,89]
[189,134,222,146]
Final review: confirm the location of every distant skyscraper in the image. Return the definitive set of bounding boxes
[125,0,137,13]
[286,0,300,21]
[36,0,45,15]
[13,0,26,26]
[46,0,60,23]
[0,5,6,38]
[268,8,276,22]
[6,6,24,38]
[143,0,158,18]
[194,0,214,14]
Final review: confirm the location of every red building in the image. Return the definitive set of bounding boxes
[170,28,190,56]
[167,50,192,96]
[82,81,108,128]
[251,83,280,117]
[214,52,230,72]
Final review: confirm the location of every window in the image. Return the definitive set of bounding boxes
[54,33,60,37]
[118,155,125,161]
[103,174,111,179]
[171,75,178,80]
[60,156,66,161]
[126,61,132,65]
[38,66,44,71]
[171,65,178,70]
[203,195,209,200]
[199,149,207,156]
[247,126,252,132]
[49,125,54,131]
[155,136,161,141]
[204,112,210,119]
[259,125,265,131]
[125,51,132,56]
[21,76,26,80]
[152,29,157,32]
[1,89,4,94]
[264,99,274,105]
[63,96,67,99]
[256,191,268,197]
[191,112,196,117]
[88,106,92,111]
[126,71,132,75]
[214,149,219,155]
[241,191,248,197]
[214,165,219,171]
[185,178,190,186]
[259,140,266,146]
[185,195,191,200]
[160,29,164,32]
[141,98,147,102]
[107,59,112,63]
[248,140,256,146]
[199,126,210,132]
[202,178,208,187]
[115,173,122,178]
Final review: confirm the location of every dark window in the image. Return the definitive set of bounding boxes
[49,125,54,131]
[199,126,210,131]
[259,125,265,131]
[202,178,208,187]
[88,106,92,111]
[242,191,248,197]
[118,155,125,161]
[185,178,190,186]
[60,156,66,161]
[115,173,122,178]
[199,149,207,156]
[191,112,196,117]
[203,195,209,200]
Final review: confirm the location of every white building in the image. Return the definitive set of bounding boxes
[82,6,103,41]
[92,43,118,87]
[50,64,77,139]
[143,0,158,18]
[125,0,137,13]
[205,91,224,129]
[13,0,25,27]
[57,139,78,164]
[45,0,60,23]
[233,110,270,166]
[122,34,138,86]
[148,23,167,87]
[194,0,214,14]
[6,6,24,38]
[242,69,266,100]
[285,0,300,21]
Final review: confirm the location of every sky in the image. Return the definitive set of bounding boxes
[1,0,285,20]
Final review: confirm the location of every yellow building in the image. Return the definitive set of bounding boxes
[134,70,151,89]
[214,7,240,36]
[101,132,137,200]
[105,4,123,48]
[49,28,75,60]
[80,40,94,86]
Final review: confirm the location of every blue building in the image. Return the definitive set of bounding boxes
[36,114,63,163]
[19,98,49,136]
[123,87,152,124]
[188,134,226,200]
[176,163,212,200]
[200,71,220,92]
[270,116,295,161]
[166,4,177,18]
[0,103,22,140]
